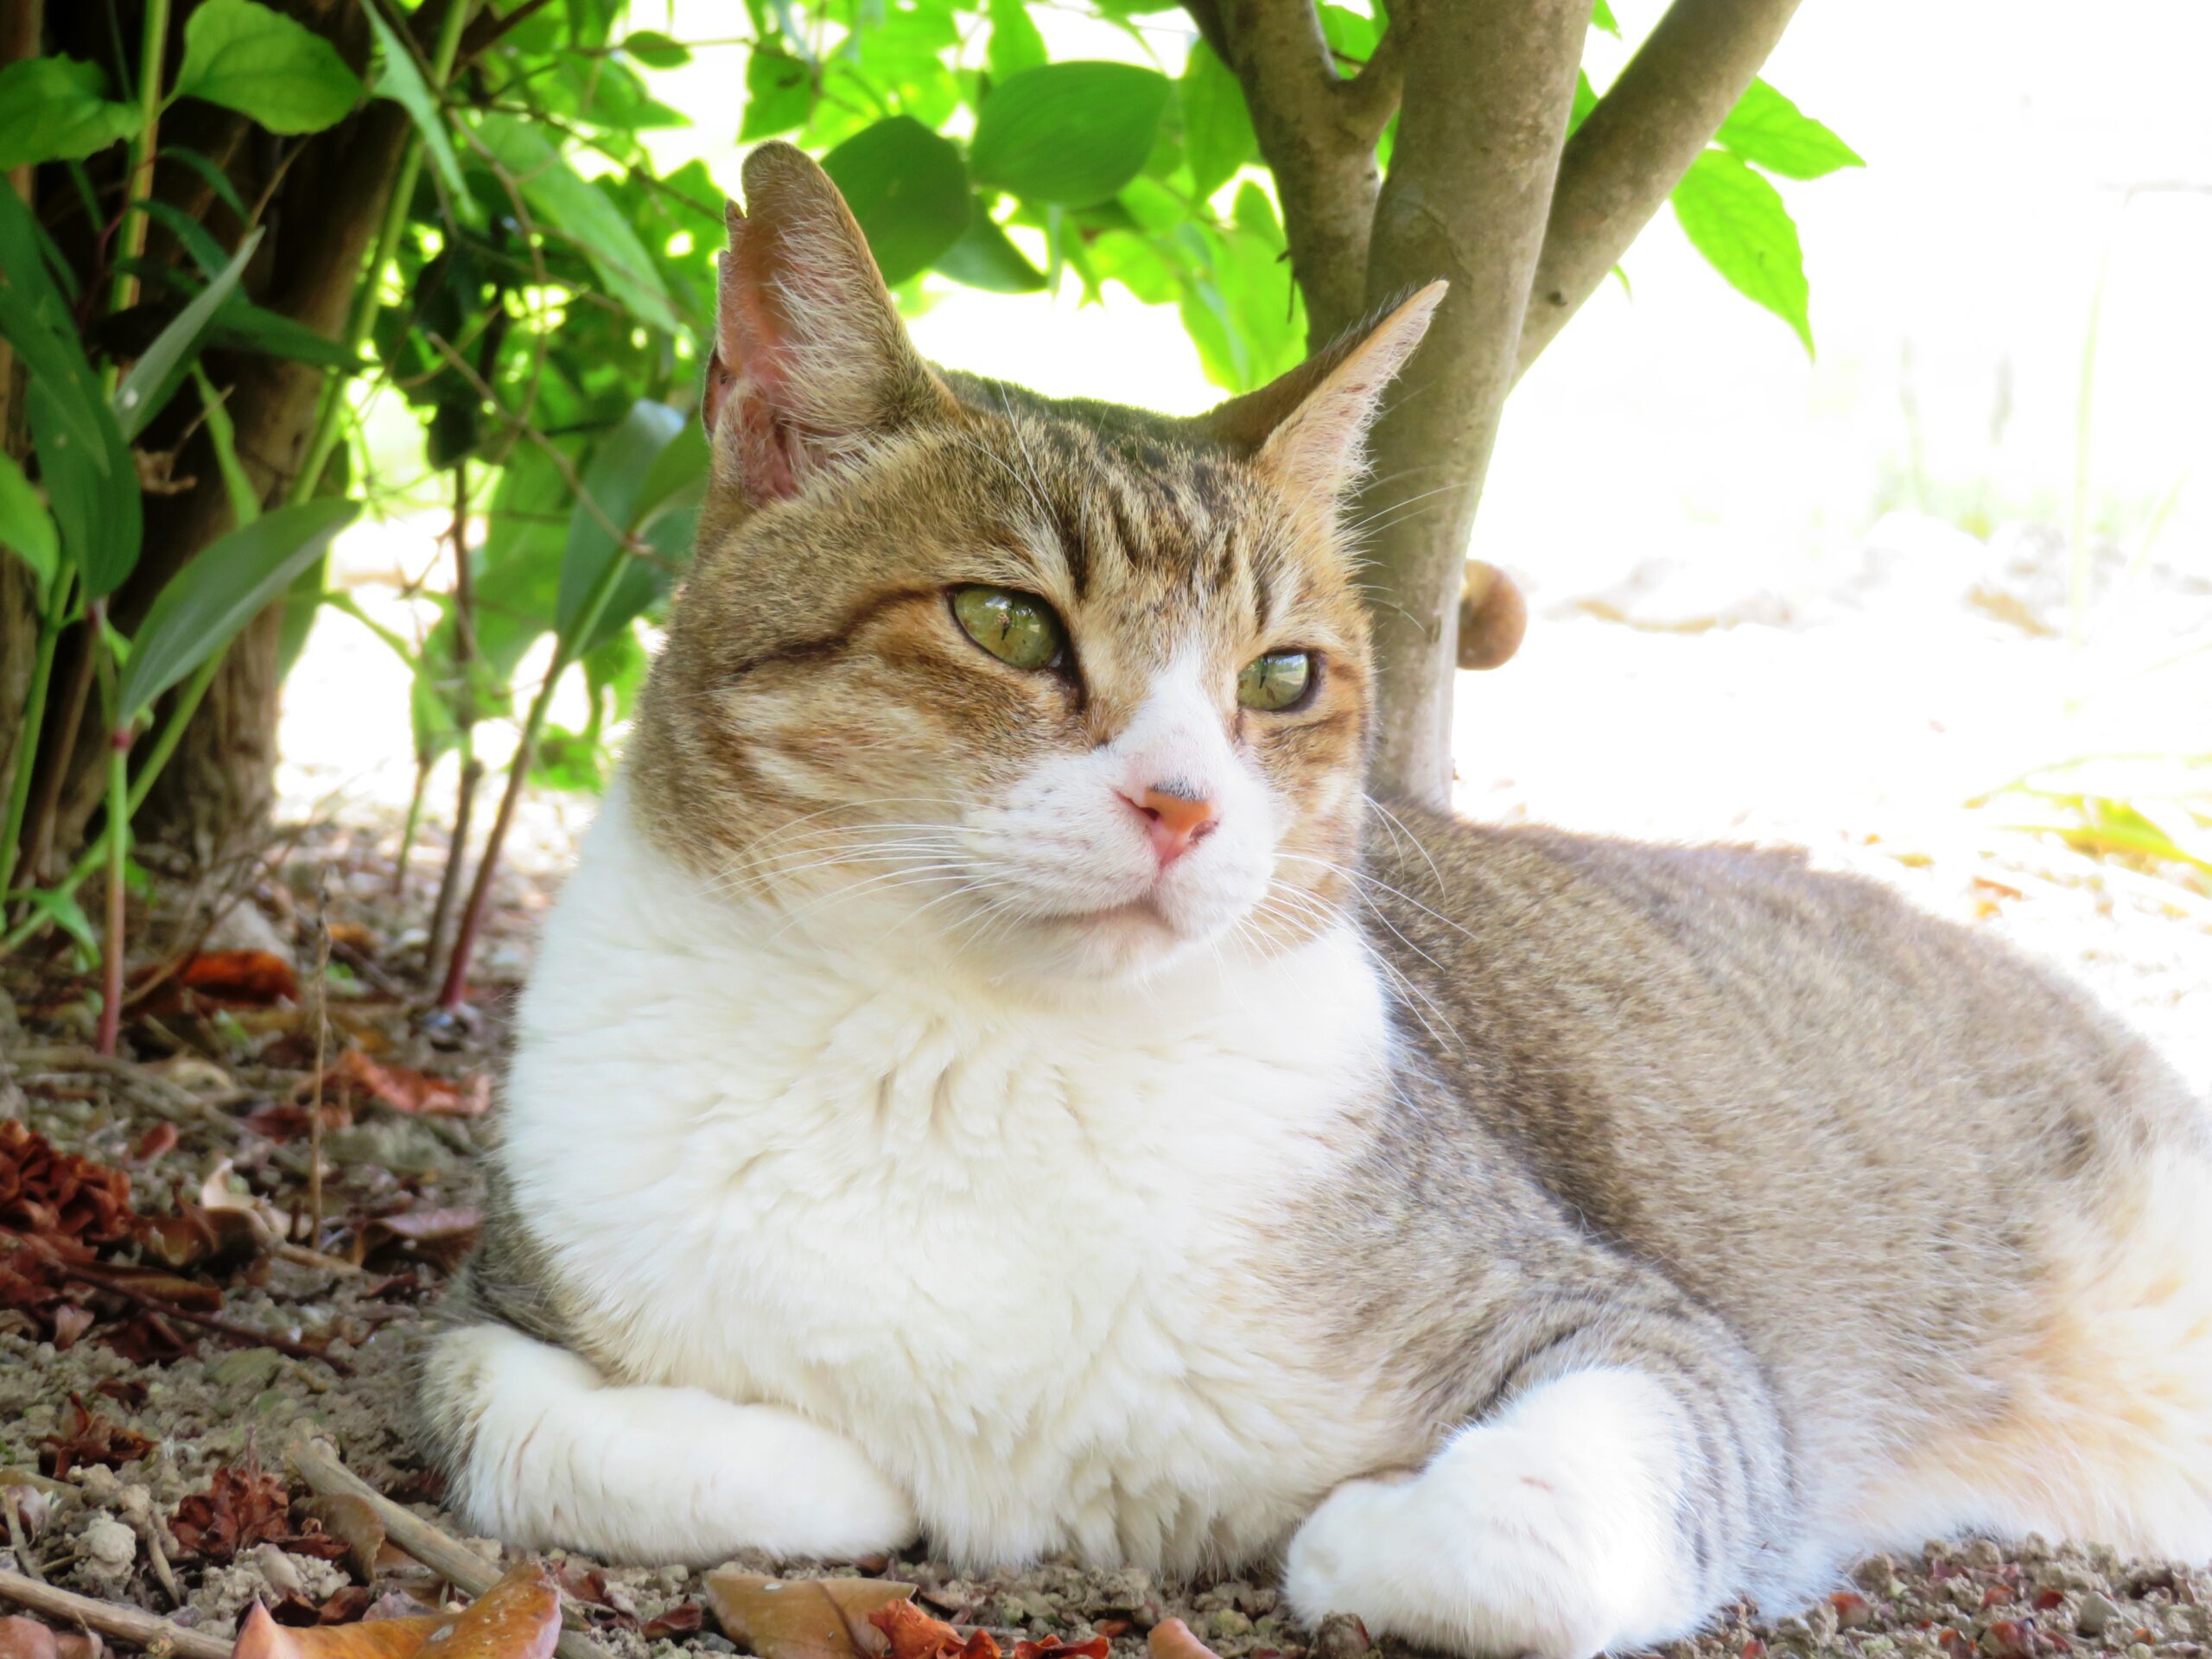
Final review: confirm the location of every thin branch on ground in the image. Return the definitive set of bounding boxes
[0,1567,232,1659]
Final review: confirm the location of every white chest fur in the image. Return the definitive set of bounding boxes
[498,791,1404,1570]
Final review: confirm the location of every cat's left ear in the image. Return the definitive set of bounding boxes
[706,143,952,503]
[1194,281,1446,502]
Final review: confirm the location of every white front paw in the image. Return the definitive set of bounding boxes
[1286,1370,1696,1659]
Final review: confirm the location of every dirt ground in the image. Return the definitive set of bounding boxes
[3,507,2209,1659]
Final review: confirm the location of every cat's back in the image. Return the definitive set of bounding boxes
[1353,800,2203,1331]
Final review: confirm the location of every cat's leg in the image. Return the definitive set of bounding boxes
[418,1322,918,1565]
[1284,1325,1802,1659]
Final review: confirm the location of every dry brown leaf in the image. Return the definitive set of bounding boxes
[37,1394,154,1478]
[1147,1619,1224,1659]
[171,1455,347,1565]
[178,950,302,1007]
[1012,1640,1109,1659]
[0,1619,92,1659]
[232,1603,442,1659]
[707,1572,918,1659]
[0,1122,136,1249]
[867,1599,998,1659]
[300,1494,389,1581]
[328,1051,489,1118]
[414,1565,559,1659]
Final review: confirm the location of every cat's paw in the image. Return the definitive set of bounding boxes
[1284,1370,1696,1659]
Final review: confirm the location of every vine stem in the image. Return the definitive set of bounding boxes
[435,545,631,1010]
[97,726,130,1057]
[108,0,172,318]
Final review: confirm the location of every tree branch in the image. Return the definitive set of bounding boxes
[1185,0,1395,344]
[1517,0,1803,375]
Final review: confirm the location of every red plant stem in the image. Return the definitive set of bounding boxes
[96,726,130,1057]
[435,743,529,1011]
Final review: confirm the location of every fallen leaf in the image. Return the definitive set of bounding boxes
[232,1603,442,1659]
[868,1599,998,1659]
[301,1495,389,1582]
[0,1122,136,1249]
[37,1394,154,1478]
[1014,1641,1109,1659]
[361,1208,482,1274]
[1147,1621,1223,1659]
[135,1205,263,1274]
[328,1050,489,1118]
[708,1573,919,1659]
[130,1124,180,1164]
[179,950,301,1006]
[415,1566,561,1659]
[641,1605,703,1641]
[0,1619,93,1659]
[172,1454,348,1565]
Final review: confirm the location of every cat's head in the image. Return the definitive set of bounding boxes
[630,143,1442,983]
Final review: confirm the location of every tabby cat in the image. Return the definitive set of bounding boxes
[416,143,2212,1659]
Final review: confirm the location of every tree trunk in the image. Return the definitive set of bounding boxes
[1355,0,1586,804]
[0,0,42,847]
[32,0,412,867]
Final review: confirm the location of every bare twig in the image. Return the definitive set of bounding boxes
[2,1490,42,1585]
[308,871,331,1247]
[1518,0,1804,374]
[0,1567,232,1659]
[32,1253,353,1376]
[285,1440,613,1659]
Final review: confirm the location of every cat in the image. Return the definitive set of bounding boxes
[415,141,2212,1659]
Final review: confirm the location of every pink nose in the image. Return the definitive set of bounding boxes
[1124,786,1219,867]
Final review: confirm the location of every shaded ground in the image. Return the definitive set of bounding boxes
[4,506,2210,1659]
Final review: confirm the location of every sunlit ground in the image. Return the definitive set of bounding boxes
[276,0,2212,1082]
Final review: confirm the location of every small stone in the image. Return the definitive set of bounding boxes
[82,1516,137,1567]
[2077,1593,2122,1637]
[253,1542,304,1597]
[1210,1612,1254,1641]
[212,1348,285,1392]
[1965,1540,2005,1570]
[1312,1612,1372,1659]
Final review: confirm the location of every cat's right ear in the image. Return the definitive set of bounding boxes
[705,143,950,505]
[1193,282,1445,504]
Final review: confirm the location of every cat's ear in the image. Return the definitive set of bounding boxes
[1195,282,1446,501]
[705,143,950,503]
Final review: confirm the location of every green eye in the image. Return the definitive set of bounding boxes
[952,586,1065,671]
[1238,650,1314,711]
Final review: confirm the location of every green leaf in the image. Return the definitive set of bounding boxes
[971,62,1172,207]
[1716,79,1864,181]
[987,0,1047,82]
[741,48,815,139]
[113,227,263,442]
[159,144,248,219]
[1180,41,1255,201]
[209,296,359,370]
[1568,68,1597,138]
[556,400,687,643]
[276,548,327,681]
[5,887,95,953]
[474,115,683,336]
[1591,0,1619,34]
[0,56,138,169]
[1670,149,1813,354]
[117,497,358,720]
[936,200,1047,294]
[172,0,363,135]
[623,29,692,68]
[191,363,259,527]
[365,3,467,203]
[23,375,139,599]
[0,450,59,596]
[820,116,970,285]
[0,184,111,461]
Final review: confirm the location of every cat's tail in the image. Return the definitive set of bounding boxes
[415,1319,918,1565]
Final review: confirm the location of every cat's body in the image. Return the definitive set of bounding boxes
[417,144,2212,1659]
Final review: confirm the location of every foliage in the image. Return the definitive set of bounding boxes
[0,0,1860,1001]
